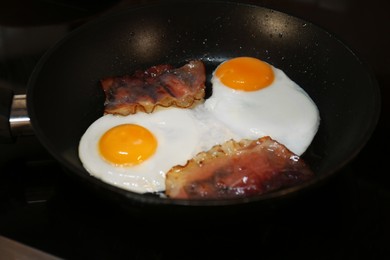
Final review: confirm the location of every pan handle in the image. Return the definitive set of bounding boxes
[0,87,33,143]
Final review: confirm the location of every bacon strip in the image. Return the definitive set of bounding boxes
[100,60,206,115]
[165,136,314,199]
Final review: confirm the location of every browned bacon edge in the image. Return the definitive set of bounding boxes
[100,60,206,115]
[165,136,314,200]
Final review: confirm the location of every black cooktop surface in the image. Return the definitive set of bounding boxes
[1,1,389,259]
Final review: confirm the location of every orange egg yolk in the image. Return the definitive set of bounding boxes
[215,57,274,91]
[99,124,157,166]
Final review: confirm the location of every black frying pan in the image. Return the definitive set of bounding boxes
[0,1,380,217]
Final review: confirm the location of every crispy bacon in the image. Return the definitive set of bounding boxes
[100,60,206,115]
[165,136,314,199]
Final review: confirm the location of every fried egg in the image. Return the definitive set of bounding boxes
[78,108,203,193]
[78,107,238,193]
[205,56,320,156]
[79,56,320,194]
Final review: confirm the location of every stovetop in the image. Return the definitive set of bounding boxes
[1,0,389,259]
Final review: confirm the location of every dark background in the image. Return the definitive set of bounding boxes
[1,0,389,259]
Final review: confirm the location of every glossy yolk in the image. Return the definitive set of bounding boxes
[215,57,274,91]
[99,124,157,166]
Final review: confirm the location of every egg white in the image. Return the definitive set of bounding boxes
[78,108,204,193]
[204,63,320,156]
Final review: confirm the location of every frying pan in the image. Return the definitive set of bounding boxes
[0,1,380,218]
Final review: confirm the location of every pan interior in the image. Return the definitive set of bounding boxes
[26,2,380,206]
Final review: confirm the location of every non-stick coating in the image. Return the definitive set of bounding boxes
[26,2,380,213]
